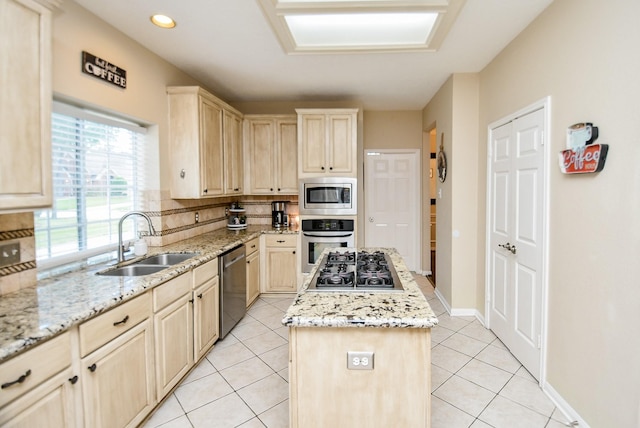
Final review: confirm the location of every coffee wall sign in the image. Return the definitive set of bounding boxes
[82,51,127,89]
[558,122,608,174]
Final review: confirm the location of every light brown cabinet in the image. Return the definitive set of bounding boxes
[224,109,244,195]
[296,109,358,178]
[0,332,77,427]
[245,237,260,307]
[244,115,298,195]
[168,86,242,199]
[80,293,155,428]
[193,259,219,361]
[153,274,193,399]
[0,0,56,212]
[263,234,299,293]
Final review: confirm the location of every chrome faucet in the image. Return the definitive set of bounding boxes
[118,211,155,262]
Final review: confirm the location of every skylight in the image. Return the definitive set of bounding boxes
[285,12,438,47]
[258,0,466,54]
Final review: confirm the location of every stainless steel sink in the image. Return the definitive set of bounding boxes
[136,253,197,266]
[97,253,198,276]
[97,265,170,276]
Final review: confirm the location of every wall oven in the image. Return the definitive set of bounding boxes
[299,177,357,215]
[301,218,355,273]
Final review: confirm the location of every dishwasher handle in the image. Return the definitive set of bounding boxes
[224,253,245,267]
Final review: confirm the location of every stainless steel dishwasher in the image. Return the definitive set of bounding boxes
[219,245,247,338]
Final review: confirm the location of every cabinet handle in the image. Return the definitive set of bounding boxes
[113,315,129,326]
[321,166,325,170]
[329,166,333,170]
[88,364,97,372]
[251,244,256,248]
[278,188,281,191]
[277,240,285,243]
[189,298,194,303]
[197,293,203,299]
[69,375,79,385]
[293,250,296,254]
[234,188,239,191]
[203,189,208,194]
[1,369,31,389]
[270,188,274,191]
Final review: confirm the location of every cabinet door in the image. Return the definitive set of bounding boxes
[246,249,260,307]
[327,114,355,174]
[0,369,77,428]
[276,119,298,193]
[299,114,327,175]
[200,97,224,197]
[154,294,193,399]
[265,247,297,292]
[247,119,276,194]
[194,277,219,361]
[82,320,155,428]
[224,110,243,195]
[0,0,52,211]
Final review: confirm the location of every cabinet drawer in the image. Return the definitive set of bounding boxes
[244,237,260,256]
[0,332,71,408]
[79,293,151,357]
[193,258,218,287]
[265,234,297,247]
[153,273,192,312]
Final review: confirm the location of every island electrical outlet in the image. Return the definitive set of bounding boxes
[347,351,374,370]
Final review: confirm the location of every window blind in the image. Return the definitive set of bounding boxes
[36,102,147,269]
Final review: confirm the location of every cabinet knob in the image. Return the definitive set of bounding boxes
[293,250,296,254]
[197,293,203,299]
[88,364,97,372]
[180,169,186,179]
[1,369,31,389]
[69,375,79,385]
[277,188,281,191]
[321,166,325,170]
[270,188,274,191]
[203,189,208,194]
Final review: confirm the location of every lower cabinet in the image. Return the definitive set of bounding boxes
[153,274,193,399]
[81,319,155,428]
[0,332,78,428]
[79,293,155,428]
[263,234,299,293]
[193,258,220,362]
[245,237,260,306]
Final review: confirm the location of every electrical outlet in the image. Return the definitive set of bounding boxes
[0,242,20,267]
[347,351,374,370]
[195,212,199,223]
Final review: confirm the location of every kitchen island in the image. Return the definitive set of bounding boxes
[283,248,438,428]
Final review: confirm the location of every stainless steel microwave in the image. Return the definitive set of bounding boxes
[299,177,357,215]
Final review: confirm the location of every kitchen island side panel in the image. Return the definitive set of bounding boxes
[289,326,431,428]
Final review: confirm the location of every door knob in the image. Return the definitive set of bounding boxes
[369,217,374,222]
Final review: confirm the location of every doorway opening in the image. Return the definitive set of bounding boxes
[422,128,438,286]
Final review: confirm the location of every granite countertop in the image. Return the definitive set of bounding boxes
[282,248,439,329]
[0,226,298,363]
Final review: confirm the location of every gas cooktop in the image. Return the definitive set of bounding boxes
[307,250,403,292]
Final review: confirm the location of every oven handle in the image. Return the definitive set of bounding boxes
[302,232,354,238]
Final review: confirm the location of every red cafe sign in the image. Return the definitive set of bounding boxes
[559,144,608,174]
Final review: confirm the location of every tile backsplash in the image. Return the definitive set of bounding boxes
[0,194,298,296]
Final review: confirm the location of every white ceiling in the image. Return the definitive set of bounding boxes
[72,0,554,111]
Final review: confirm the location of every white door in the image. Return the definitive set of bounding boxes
[488,107,546,380]
[365,150,420,271]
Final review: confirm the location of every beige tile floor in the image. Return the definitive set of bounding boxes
[142,275,571,428]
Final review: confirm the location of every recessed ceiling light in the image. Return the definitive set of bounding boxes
[150,14,176,29]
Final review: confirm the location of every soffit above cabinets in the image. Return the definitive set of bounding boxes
[257,0,467,54]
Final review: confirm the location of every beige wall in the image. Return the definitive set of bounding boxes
[362,111,422,150]
[463,0,639,426]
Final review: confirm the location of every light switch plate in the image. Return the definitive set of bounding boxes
[347,351,374,370]
[0,242,20,267]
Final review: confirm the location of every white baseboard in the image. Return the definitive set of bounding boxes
[433,288,486,324]
[543,382,588,428]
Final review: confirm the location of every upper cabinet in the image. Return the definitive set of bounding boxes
[224,109,243,195]
[244,115,298,195]
[296,109,358,178]
[167,86,243,199]
[0,0,57,212]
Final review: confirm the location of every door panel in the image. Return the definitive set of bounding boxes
[488,108,545,380]
[365,151,420,271]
